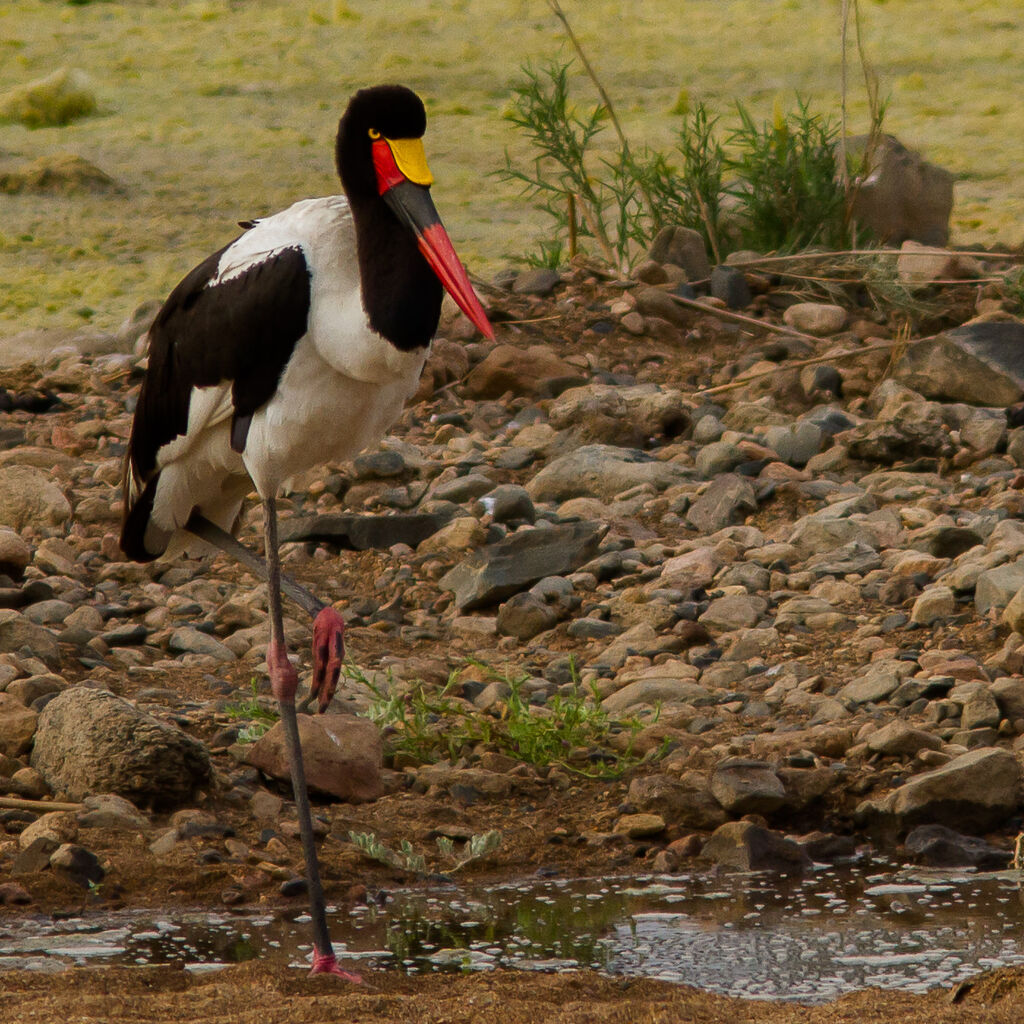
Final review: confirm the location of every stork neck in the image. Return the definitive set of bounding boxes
[350,195,441,352]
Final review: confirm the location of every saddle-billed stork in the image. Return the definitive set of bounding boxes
[120,84,493,978]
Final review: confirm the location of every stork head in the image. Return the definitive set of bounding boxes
[336,84,493,340]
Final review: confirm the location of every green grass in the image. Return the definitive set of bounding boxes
[350,660,651,780]
[1,0,1021,336]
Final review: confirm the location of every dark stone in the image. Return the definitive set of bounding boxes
[50,843,105,887]
[280,877,309,898]
[100,623,149,647]
[699,821,811,873]
[440,521,607,611]
[353,450,407,479]
[512,268,561,296]
[808,365,843,397]
[686,473,757,533]
[709,266,752,309]
[278,510,453,549]
[904,824,1008,869]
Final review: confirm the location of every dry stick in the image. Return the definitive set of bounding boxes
[695,339,900,398]
[669,292,823,346]
[545,0,656,260]
[728,248,1023,266]
[666,290,903,398]
[0,796,83,812]
[567,192,578,260]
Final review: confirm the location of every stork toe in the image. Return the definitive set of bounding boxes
[310,950,363,982]
[311,606,346,713]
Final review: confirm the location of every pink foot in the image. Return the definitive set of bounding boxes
[310,949,363,982]
[311,607,345,713]
[267,639,299,703]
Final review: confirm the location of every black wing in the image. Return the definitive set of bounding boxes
[121,240,311,560]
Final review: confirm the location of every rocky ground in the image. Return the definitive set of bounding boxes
[3,240,1024,1020]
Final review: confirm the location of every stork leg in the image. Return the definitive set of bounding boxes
[186,512,345,711]
[261,496,361,982]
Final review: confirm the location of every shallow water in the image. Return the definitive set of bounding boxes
[4,867,1024,1003]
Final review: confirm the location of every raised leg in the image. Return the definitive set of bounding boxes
[187,512,347,712]
[262,496,361,982]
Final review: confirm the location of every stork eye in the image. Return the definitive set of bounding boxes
[368,128,381,140]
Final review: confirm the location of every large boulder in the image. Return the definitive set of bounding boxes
[31,687,210,809]
[848,133,954,246]
[892,320,1024,406]
[881,747,1020,833]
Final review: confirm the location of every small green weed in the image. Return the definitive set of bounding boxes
[224,679,278,744]
[727,97,850,253]
[347,659,653,780]
[349,828,501,875]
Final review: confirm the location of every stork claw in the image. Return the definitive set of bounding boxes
[311,606,345,713]
[310,949,363,982]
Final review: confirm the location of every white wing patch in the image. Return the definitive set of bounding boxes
[155,384,233,470]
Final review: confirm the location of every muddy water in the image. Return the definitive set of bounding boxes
[4,868,1024,1003]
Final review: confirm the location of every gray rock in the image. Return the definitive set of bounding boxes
[279,510,453,549]
[50,843,104,886]
[440,521,606,611]
[992,676,1024,723]
[865,721,942,757]
[788,517,879,561]
[805,541,882,578]
[686,474,757,534]
[646,225,711,281]
[709,266,751,309]
[699,821,811,873]
[883,747,1020,832]
[762,422,824,467]
[0,465,71,531]
[782,303,847,336]
[627,772,728,831]
[353,450,407,479]
[904,824,1009,868]
[893,321,1024,406]
[0,610,60,669]
[960,687,1001,730]
[567,618,622,640]
[709,759,786,815]
[698,593,767,632]
[168,627,236,662]
[547,384,691,447]
[479,484,536,525]
[694,440,745,478]
[496,592,558,640]
[431,473,494,504]
[839,664,909,705]
[31,687,210,809]
[527,445,685,503]
[910,585,957,625]
[603,677,712,714]
[512,267,561,296]
[76,793,151,832]
[975,560,1024,615]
